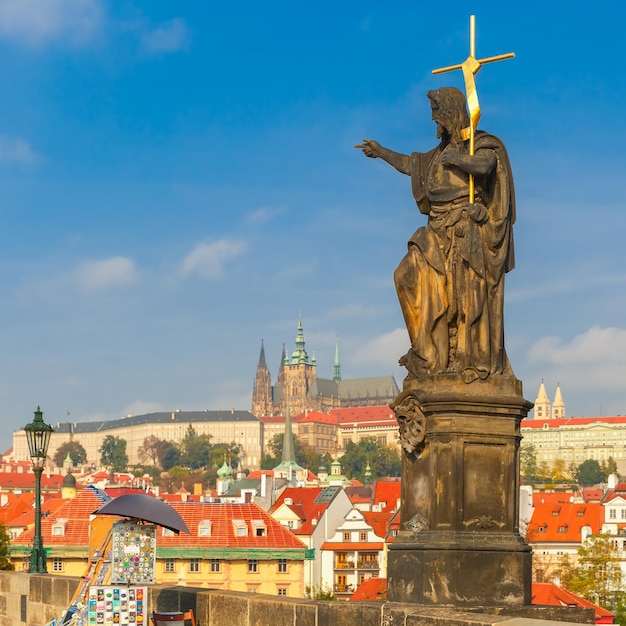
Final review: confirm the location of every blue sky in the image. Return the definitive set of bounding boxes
[1,1,626,449]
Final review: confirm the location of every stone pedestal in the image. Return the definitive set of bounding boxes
[387,373,533,606]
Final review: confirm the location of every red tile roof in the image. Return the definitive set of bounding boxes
[330,406,397,427]
[12,492,306,553]
[269,487,337,535]
[160,502,306,550]
[296,412,338,425]
[527,501,604,543]
[362,511,393,539]
[350,577,387,601]
[522,416,626,428]
[372,480,401,513]
[532,583,614,623]
[12,489,100,547]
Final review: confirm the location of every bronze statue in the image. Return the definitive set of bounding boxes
[356,87,515,383]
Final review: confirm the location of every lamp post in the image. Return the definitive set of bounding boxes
[24,406,53,573]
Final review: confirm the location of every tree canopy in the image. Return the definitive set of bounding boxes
[576,459,606,486]
[99,435,128,472]
[0,524,14,570]
[53,441,87,468]
[339,436,401,482]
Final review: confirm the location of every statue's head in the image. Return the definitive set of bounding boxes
[427,87,470,141]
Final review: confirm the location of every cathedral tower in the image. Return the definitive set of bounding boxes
[252,340,273,416]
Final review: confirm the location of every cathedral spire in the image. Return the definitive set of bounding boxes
[282,402,296,465]
[552,383,565,419]
[533,380,551,420]
[258,339,267,368]
[291,315,309,364]
[333,338,342,383]
[251,339,272,417]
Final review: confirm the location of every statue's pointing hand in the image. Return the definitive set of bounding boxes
[355,138,381,158]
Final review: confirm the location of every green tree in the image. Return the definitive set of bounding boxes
[157,440,181,471]
[209,441,240,469]
[0,524,14,570]
[566,533,624,612]
[602,457,620,480]
[260,433,313,470]
[99,435,128,472]
[53,441,88,468]
[576,459,606,486]
[179,425,213,470]
[339,436,401,482]
[520,443,538,484]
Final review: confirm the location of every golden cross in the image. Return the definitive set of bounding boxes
[432,15,514,203]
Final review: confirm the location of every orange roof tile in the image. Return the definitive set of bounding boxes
[350,577,387,601]
[372,480,401,512]
[532,583,614,623]
[527,501,604,543]
[362,511,393,539]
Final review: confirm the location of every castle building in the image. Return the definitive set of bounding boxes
[252,317,399,417]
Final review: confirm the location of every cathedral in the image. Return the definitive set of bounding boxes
[252,317,400,416]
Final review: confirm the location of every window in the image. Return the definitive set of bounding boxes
[277,587,288,596]
[198,520,212,537]
[188,558,200,573]
[162,528,175,537]
[52,519,68,536]
[610,509,617,519]
[210,559,221,573]
[232,519,248,536]
[248,559,259,573]
[343,532,351,542]
[278,558,288,573]
[359,532,367,542]
[164,558,175,573]
[621,509,626,519]
[557,525,568,533]
[52,557,63,572]
[251,519,267,537]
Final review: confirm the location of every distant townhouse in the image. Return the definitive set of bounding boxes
[269,485,353,593]
[320,508,385,599]
[526,497,604,582]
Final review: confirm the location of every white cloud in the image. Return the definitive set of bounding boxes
[244,205,286,225]
[0,0,104,48]
[527,326,626,391]
[0,136,37,164]
[140,18,189,54]
[351,327,409,369]
[74,257,138,292]
[180,239,246,279]
[121,400,165,418]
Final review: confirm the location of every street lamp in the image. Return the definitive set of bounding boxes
[24,406,53,573]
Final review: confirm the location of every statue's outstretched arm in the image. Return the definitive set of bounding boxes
[355,138,410,175]
[440,146,496,176]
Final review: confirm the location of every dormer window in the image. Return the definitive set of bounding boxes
[198,520,212,537]
[251,519,266,537]
[232,519,248,537]
[52,518,68,536]
[162,527,175,537]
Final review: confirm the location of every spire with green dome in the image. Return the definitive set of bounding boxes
[290,315,309,364]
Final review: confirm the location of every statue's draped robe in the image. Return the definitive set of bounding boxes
[394,131,515,380]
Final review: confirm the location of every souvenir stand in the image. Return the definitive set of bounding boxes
[59,518,157,626]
